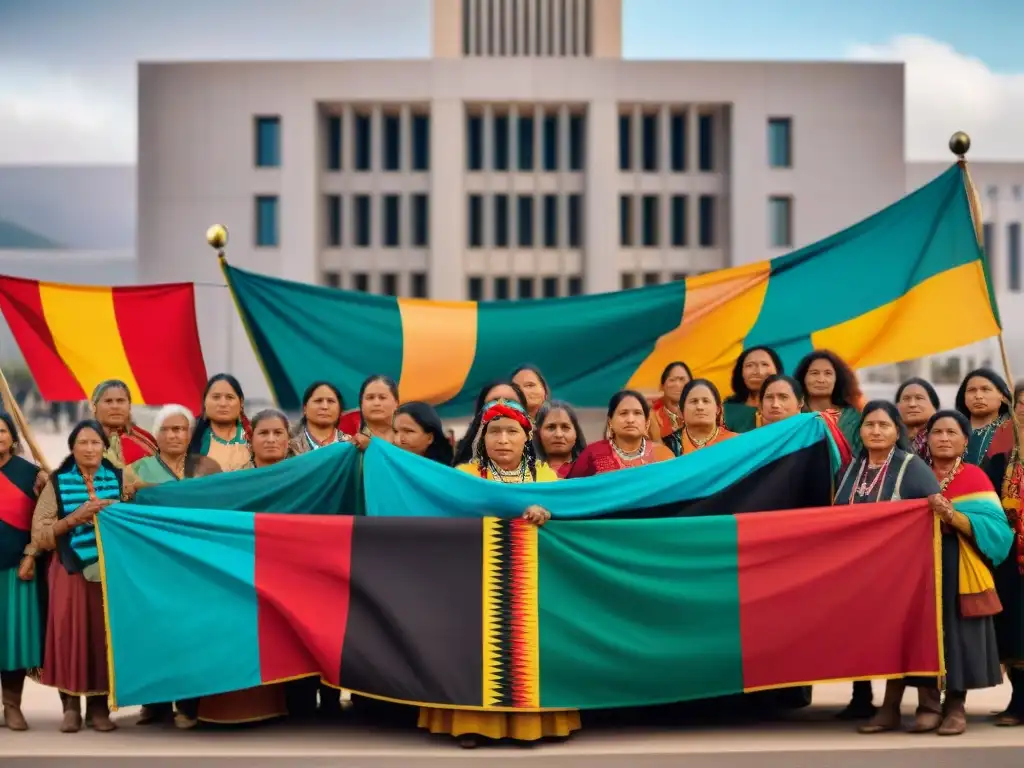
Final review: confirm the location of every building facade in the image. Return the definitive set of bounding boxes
[138,0,905,400]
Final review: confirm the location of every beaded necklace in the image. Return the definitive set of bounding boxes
[487,458,528,484]
[969,415,1006,463]
[612,437,647,461]
[935,456,963,493]
[684,425,720,449]
[849,447,895,502]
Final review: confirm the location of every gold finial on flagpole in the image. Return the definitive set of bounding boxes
[949,131,971,160]
[206,224,229,256]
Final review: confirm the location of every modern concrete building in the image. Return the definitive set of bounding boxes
[137,0,907,400]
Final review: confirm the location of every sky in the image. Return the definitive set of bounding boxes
[1,0,1022,164]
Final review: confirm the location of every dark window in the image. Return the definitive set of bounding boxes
[543,113,559,171]
[411,272,428,298]
[542,276,559,297]
[467,114,484,170]
[567,275,583,295]
[641,113,658,172]
[353,272,370,292]
[643,272,661,286]
[467,276,484,300]
[642,195,659,247]
[354,112,372,171]
[569,113,585,170]
[382,194,400,247]
[670,194,687,247]
[621,272,636,290]
[412,113,430,171]
[468,195,484,247]
[517,195,534,247]
[618,113,632,171]
[670,111,686,171]
[518,115,535,171]
[567,194,582,247]
[494,194,510,247]
[698,195,716,247]
[698,113,714,172]
[767,117,792,168]
[517,277,534,299]
[619,195,632,246]
[983,222,994,272]
[462,0,471,55]
[326,115,342,170]
[382,273,398,296]
[322,271,341,288]
[671,272,688,282]
[254,116,280,167]
[1009,222,1021,292]
[383,113,401,171]
[768,196,792,248]
[411,194,429,247]
[354,194,371,247]
[326,194,342,247]
[493,113,510,171]
[542,194,558,247]
[255,195,278,246]
[494,276,510,300]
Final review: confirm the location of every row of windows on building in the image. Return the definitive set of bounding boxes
[461,0,593,58]
[254,111,794,174]
[618,194,792,249]
[320,272,589,300]
[322,271,430,298]
[983,221,1024,293]
[466,193,583,249]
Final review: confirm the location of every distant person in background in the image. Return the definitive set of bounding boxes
[511,365,551,421]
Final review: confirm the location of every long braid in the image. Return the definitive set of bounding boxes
[473,428,490,477]
[525,438,538,481]
[455,412,484,466]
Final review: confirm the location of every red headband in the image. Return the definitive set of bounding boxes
[481,401,532,432]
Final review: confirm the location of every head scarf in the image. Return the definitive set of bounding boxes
[480,398,532,434]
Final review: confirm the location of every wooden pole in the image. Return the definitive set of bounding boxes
[0,367,51,473]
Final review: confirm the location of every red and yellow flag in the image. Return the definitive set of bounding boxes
[0,275,207,407]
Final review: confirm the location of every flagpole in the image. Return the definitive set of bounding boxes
[0,368,51,472]
[950,131,1014,390]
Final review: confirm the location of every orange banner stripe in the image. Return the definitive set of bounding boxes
[397,298,478,404]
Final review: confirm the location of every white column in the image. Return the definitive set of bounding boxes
[483,104,494,172]
[509,103,519,173]
[370,105,382,173]
[631,104,642,175]
[688,105,700,174]
[428,99,464,299]
[342,105,354,172]
[585,100,618,293]
[401,104,412,173]
[279,101,318,284]
[558,104,570,176]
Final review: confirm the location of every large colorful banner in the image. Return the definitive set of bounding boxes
[0,276,207,407]
[224,165,998,415]
[97,501,942,710]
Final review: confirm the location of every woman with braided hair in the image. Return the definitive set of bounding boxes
[186,374,252,472]
[451,380,528,466]
[456,398,557,483]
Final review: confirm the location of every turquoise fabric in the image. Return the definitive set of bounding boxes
[955,492,1015,566]
[363,413,836,519]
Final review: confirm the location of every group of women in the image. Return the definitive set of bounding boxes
[1,345,1023,746]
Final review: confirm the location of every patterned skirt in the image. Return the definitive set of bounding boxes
[39,557,108,696]
[0,564,44,672]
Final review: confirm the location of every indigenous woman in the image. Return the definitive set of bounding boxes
[793,349,863,456]
[566,390,675,478]
[676,379,736,454]
[833,401,940,722]
[25,420,124,733]
[723,346,782,433]
[426,398,576,747]
[393,401,454,465]
[1014,382,1024,426]
[511,364,551,421]
[180,409,292,729]
[452,380,528,466]
[90,379,157,468]
[357,375,399,442]
[187,374,251,473]
[2,414,46,731]
[533,400,587,478]
[649,361,693,456]
[896,377,940,461]
[861,410,1010,736]
[758,374,804,426]
[955,368,1012,465]
[288,381,350,456]
[124,405,222,493]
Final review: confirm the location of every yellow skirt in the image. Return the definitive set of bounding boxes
[417,707,581,741]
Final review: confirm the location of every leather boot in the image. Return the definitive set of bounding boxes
[1,670,28,731]
[87,695,117,732]
[938,690,967,736]
[60,693,82,733]
[838,680,876,720]
[858,679,904,733]
[996,667,1024,726]
[907,686,942,733]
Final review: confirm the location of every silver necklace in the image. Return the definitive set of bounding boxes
[488,459,527,483]
[612,437,646,461]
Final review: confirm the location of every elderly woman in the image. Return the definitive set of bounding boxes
[793,349,863,456]
[90,379,157,468]
[423,398,575,747]
[896,377,940,461]
[2,413,46,731]
[289,381,350,455]
[124,405,222,492]
[956,368,1012,465]
[723,346,783,433]
[834,401,942,722]
[177,409,293,730]
[533,400,587,477]
[511,364,551,421]
[452,380,528,466]
[567,390,675,477]
[649,361,693,455]
[21,420,125,733]
[860,410,1011,736]
[187,374,252,472]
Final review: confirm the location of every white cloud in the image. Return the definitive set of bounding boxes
[848,35,1024,161]
[0,63,135,164]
